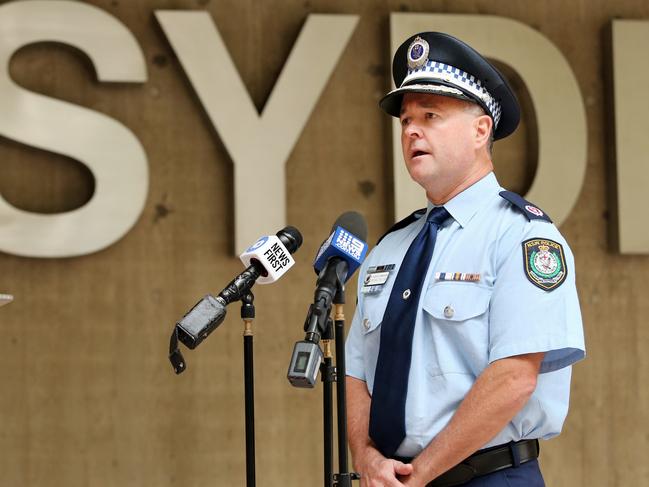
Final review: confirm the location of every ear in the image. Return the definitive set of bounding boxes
[474,114,493,150]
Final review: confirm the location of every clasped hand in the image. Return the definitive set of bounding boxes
[359,456,427,487]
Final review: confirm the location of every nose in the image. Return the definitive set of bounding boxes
[404,121,423,139]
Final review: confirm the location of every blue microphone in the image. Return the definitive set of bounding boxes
[313,212,369,280]
[307,212,368,341]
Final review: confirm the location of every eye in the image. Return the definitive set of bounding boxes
[425,112,438,120]
[400,117,411,127]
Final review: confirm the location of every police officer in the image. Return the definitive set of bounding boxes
[345,32,585,487]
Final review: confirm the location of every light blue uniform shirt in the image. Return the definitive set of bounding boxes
[345,172,585,458]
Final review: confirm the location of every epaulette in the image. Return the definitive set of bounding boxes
[376,208,427,245]
[499,191,552,222]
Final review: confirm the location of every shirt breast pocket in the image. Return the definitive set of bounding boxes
[422,283,492,375]
[423,283,491,321]
[360,291,389,392]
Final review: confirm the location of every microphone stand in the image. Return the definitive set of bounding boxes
[241,292,257,487]
[320,282,360,487]
[332,288,359,487]
[320,320,335,487]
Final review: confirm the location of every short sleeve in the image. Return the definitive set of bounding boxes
[345,259,370,381]
[488,221,586,374]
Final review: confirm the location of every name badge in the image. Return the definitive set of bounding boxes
[362,264,395,294]
[365,271,389,286]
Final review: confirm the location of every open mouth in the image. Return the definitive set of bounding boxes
[411,150,429,158]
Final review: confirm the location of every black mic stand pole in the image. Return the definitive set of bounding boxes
[305,259,360,486]
[318,277,359,487]
[331,289,359,487]
[241,292,256,487]
[321,319,335,487]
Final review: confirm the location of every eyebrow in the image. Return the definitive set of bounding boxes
[400,100,440,115]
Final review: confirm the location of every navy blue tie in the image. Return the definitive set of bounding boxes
[369,206,451,458]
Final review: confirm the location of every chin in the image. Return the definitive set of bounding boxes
[406,160,437,186]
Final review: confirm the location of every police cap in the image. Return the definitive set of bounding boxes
[380,32,520,140]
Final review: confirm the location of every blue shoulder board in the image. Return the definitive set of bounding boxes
[377,208,426,245]
[499,191,552,222]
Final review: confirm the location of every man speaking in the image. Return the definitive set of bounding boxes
[345,32,585,486]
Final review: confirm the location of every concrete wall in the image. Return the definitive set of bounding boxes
[0,0,646,485]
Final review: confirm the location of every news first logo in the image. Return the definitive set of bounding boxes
[247,236,269,252]
[240,235,295,284]
[263,241,291,272]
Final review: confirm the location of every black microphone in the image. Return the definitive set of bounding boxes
[219,226,303,305]
[287,212,368,387]
[170,226,303,374]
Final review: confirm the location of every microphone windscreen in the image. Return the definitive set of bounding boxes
[277,226,303,254]
[331,211,368,241]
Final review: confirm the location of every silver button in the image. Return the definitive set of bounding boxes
[363,318,371,330]
[443,305,455,318]
[402,289,411,300]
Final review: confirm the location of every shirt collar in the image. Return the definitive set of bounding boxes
[427,172,500,228]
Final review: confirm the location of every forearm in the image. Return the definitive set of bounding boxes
[410,353,544,483]
[346,376,382,470]
[347,376,414,486]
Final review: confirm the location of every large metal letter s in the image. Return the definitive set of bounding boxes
[0,1,148,257]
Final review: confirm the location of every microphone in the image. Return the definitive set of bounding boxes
[170,226,303,374]
[313,211,368,279]
[287,212,368,388]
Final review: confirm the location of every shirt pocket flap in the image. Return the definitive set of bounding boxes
[361,292,389,334]
[423,284,491,322]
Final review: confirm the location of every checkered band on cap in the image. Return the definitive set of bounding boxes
[403,60,502,128]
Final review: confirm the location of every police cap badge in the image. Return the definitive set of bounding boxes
[380,32,520,140]
[407,36,429,69]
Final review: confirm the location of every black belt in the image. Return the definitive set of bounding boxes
[394,439,540,487]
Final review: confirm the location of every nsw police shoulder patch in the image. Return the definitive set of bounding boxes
[522,238,567,291]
